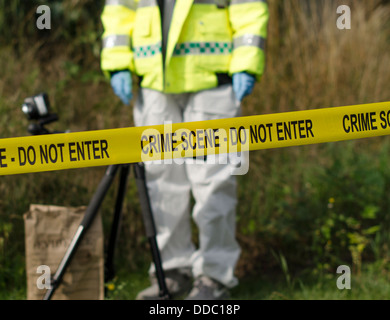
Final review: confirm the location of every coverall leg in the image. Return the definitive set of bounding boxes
[133,84,241,289]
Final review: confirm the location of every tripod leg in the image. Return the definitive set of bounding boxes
[43,165,120,300]
[133,163,171,300]
[105,164,130,282]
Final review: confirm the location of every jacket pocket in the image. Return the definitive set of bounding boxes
[197,9,230,37]
[133,10,151,38]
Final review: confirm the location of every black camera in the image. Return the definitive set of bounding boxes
[22,93,51,120]
[22,93,58,135]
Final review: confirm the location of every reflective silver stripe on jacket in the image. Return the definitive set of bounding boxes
[103,35,131,49]
[105,0,137,10]
[137,0,157,8]
[230,0,267,4]
[133,42,162,58]
[233,34,265,50]
[173,41,232,56]
[193,0,266,5]
[193,0,230,5]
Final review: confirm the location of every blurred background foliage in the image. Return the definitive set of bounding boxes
[0,0,390,298]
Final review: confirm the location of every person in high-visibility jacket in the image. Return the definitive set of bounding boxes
[101,0,269,300]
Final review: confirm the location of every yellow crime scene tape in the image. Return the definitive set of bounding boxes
[0,101,390,176]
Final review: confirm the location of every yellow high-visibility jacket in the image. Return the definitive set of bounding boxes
[101,0,269,93]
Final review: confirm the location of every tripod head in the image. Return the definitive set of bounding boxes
[22,92,59,135]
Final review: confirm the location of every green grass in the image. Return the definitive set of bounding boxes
[232,270,390,300]
[102,262,390,301]
[1,252,389,300]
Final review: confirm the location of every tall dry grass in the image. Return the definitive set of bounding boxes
[247,0,390,116]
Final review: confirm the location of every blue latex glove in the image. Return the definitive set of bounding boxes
[110,70,133,105]
[232,72,256,102]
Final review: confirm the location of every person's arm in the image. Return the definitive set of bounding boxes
[100,0,137,77]
[101,1,138,104]
[228,0,269,81]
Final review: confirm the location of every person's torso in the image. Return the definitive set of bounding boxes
[132,0,233,93]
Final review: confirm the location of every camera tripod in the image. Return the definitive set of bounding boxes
[26,111,170,301]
